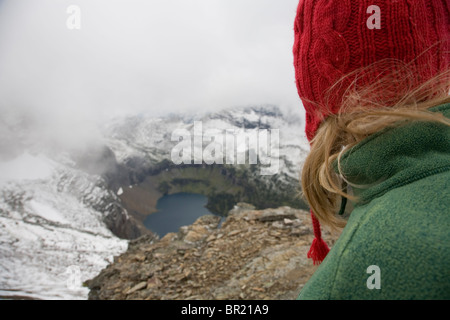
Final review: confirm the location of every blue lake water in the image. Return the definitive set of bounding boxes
[143,192,220,237]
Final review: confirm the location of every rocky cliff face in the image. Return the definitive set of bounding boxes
[87,204,340,300]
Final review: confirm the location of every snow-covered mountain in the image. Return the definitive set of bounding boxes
[102,105,309,182]
[0,152,129,300]
[0,104,308,300]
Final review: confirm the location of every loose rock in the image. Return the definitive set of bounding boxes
[87,205,340,300]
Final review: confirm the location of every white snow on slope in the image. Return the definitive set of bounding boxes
[0,154,128,300]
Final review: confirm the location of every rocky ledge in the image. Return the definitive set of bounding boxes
[86,203,340,300]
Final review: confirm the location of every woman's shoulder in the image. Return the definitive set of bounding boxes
[298,174,450,300]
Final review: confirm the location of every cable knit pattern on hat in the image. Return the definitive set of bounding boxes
[312,0,351,119]
[293,0,450,142]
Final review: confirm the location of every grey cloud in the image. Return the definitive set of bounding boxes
[0,0,303,155]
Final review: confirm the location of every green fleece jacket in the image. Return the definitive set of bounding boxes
[298,103,450,300]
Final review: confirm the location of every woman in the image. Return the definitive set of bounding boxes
[293,0,449,299]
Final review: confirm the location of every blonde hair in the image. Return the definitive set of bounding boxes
[301,61,450,230]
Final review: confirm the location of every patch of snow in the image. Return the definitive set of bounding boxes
[27,200,69,225]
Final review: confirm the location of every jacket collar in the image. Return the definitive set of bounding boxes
[335,103,450,206]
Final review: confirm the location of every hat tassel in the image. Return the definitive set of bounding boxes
[307,210,330,265]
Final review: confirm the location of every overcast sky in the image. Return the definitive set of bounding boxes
[0,0,303,151]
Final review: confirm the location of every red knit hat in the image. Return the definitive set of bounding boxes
[293,0,450,264]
